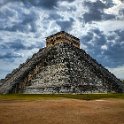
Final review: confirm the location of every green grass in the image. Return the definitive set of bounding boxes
[0,94,124,101]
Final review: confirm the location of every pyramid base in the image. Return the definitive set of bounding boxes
[23,85,110,94]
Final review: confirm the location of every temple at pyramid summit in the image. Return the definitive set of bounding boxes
[0,31,124,94]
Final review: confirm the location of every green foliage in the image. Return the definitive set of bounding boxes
[0,94,124,101]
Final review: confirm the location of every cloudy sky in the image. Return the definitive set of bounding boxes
[0,0,124,79]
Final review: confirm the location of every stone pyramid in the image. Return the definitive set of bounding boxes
[0,31,124,94]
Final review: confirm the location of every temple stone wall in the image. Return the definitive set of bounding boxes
[23,43,123,93]
[46,31,80,48]
[0,32,124,94]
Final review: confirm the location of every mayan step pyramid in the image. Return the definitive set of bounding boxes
[0,31,124,94]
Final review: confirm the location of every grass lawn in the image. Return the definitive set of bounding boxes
[0,93,124,100]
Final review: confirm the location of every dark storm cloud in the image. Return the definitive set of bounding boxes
[81,29,106,46]
[0,41,26,50]
[0,52,22,59]
[0,0,57,13]
[47,13,62,20]
[0,0,75,8]
[56,18,74,31]
[0,40,42,51]
[23,0,75,9]
[104,44,124,67]
[81,29,124,68]
[24,0,58,9]
[108,30,124,43]
[103,30,124,67]
[102,14,115,20]
[0,0,75,32]
[83,1,115,22]
[0,5,38,32]
[119,8,124,15]
[80,29,107,64]
[10,41,27,50]
[0,0,13,6]
[0,0,57,9]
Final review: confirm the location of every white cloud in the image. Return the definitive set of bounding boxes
[80,43,87,50]
[56,0,90,37]
[0,58,25,79]
[104,0,124,16]
[0,48,39,79]
[93,20,124,33]
[0,30,44,45]
[107,65,124,79]
[18,48,39,59]
[101,44,108,50]
[0,2,25,29]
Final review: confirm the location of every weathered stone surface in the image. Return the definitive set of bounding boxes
[46,31,80,48]
[0,31,124,94]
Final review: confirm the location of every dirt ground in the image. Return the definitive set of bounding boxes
[0,99,124,124]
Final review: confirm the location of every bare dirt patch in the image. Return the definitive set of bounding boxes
[0,99,124,124]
